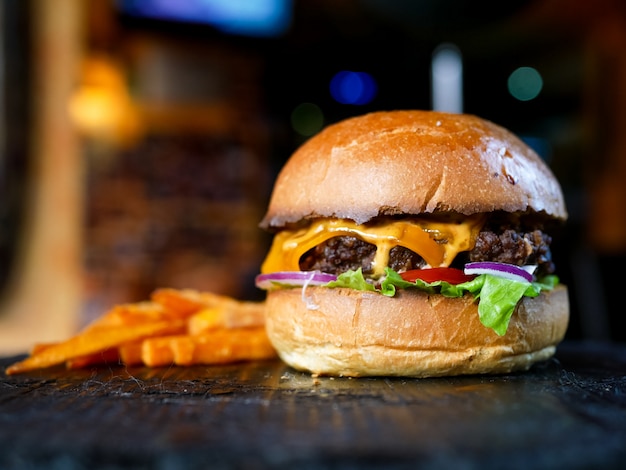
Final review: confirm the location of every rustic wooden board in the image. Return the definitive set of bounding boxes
[1,341,626,469]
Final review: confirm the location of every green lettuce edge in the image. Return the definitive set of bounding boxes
[326,268,559,336]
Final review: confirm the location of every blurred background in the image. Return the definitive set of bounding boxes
[1,0,625,353]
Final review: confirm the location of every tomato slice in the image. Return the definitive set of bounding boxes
[400,267,476,285]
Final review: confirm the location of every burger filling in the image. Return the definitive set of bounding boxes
[470,227,554,275]
[300,238,422,274]
[257,213,561,336]
[299,220,555,279]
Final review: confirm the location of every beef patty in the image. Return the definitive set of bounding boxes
[299,222,555,278]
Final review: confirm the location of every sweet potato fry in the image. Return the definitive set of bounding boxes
[66,348,121,369]
[118,341,144,366]
[141,327,277,367]
[187,301,266,335]
[187,308,224,335]
[220,300,266,329]
[74,302,161,333]
[87,301,181,329]
[150,288,231,317]
[5,319,186,375]
[30,343,56,354]
[193,327,277,363]
[4,288,275,374]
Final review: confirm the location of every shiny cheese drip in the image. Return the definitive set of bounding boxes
[261,216,485,277]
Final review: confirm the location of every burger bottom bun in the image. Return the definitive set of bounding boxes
[264,285,569,377]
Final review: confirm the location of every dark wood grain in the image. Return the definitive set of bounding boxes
[1,341,626,469]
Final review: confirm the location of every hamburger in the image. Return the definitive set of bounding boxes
[255,110,569,377]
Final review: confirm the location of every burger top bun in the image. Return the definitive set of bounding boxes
[260,110,567,229]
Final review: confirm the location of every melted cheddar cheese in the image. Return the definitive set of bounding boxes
[261,216,485,277]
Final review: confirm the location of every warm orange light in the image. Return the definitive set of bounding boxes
[68,55,143,146]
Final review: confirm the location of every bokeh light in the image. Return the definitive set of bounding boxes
[507,66,543,101]
[291,102,324,136]
[431,43,463,113]
[329,71,377,105]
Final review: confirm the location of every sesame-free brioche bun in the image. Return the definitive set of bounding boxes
[264,285,569,377]
[260,110,567,229]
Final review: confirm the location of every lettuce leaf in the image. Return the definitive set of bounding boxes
[326,268,559,336]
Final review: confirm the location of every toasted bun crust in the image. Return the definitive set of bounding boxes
[264,285,569,377]
[260,110,567,228]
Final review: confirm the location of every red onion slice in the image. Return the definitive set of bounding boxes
[255,271,337,290]
[464,262,535,283]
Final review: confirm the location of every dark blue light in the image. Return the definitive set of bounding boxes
[329,71,377,105]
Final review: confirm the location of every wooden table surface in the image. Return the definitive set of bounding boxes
[1,341,626,469]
